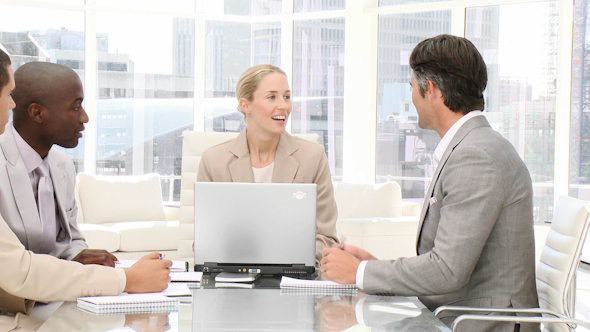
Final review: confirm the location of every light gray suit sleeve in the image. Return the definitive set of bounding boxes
[363,143,504,295]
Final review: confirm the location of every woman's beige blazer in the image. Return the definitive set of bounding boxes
[197,130,339,262]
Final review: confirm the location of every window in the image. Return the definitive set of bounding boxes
[95,12,195,201]
[292,18,345,177]
[0,4,86,171]
[570,0,590,203]
[375,11,451,199]
[466,2,558,222]
[0,0,576,210]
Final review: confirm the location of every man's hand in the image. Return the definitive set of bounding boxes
[321,244,378,284]
[318,296,359,332]
[124,252,172,293]
[72,249,118,267]
[339,243,378,262]
[321,247,361,284]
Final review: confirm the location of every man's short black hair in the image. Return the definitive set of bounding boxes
[0,49,11,90]
[410,34,487,114]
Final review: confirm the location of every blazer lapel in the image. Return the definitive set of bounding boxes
[228,130,254,182]
[0,129,42,252]
[47,150,69,236]
[415,116,492,250]
[272,132,300,183]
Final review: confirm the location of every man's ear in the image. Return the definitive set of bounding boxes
[28,103,45,124]
[426,80,442,102]
[239,98,251,115]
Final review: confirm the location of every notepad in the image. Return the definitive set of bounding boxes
[279,288,358,296]
[77,293,178,314]
[214,282,255,289]
[171,272,203,282]
[115,259,187,272]
[279,276,357,290]
[159,283,191,297]
[214,272,260,283]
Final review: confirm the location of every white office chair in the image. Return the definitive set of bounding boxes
[434,196,590,332]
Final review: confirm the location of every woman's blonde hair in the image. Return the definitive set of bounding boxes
[236,64,287,117]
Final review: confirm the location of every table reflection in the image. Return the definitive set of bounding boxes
[36,286,451,332]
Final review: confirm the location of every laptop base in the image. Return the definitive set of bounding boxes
[196,262,315,278]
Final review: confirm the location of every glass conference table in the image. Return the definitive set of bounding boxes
[36,275,451,332]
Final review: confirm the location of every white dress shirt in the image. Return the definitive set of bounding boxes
[252,162,274,183]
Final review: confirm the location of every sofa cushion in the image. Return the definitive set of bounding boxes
[77,173,166,224]
[77,223,120,253]
[336,217,419,260]
[333,182,402,219]
[108,221,180,252]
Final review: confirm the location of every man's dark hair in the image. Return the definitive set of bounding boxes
[409,34,487,114]
[0,49,11,90]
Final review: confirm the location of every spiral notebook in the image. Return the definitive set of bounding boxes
[77,293,179,314]
[279,276,357,290]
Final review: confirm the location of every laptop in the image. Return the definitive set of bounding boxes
[193,182,317,276]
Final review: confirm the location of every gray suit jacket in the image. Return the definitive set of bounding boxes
[363,116,539,331]
[197,130,339,262]
[0,126,87,260]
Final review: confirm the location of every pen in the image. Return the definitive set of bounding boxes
[337,236,347,249]
[158,253,165,259]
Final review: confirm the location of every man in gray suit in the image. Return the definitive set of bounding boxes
[321,34,539,332]
[0,62,116,266]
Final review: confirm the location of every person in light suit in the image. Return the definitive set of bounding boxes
[0,49,172,332]
[0,61,116,266]
[197,64,338,263]
[321,34,539,332]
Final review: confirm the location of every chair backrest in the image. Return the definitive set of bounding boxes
[177,131,318,261]
[333,181,403,219]
[536,196,590,332]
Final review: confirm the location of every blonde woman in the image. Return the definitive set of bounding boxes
[197,64,339,263]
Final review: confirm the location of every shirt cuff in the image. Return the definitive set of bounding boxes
[114,268,127,293]
[356,260,368,290]
[355,296,367,326]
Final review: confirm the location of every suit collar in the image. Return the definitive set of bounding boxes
[228,130,254,182]
[0,124,23,167]
[0,127,70,249]
[416,116,492,249]
[47,150,68,231]
[227,130,301,183]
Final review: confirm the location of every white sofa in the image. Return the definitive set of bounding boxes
[333,181,421,260]
[75,173,181,260]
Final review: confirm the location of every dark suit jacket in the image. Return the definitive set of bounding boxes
[363,116,539,331]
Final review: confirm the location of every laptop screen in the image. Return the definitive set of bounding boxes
[193,182,317,274]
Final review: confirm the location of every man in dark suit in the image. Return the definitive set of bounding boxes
[321,34,539,332]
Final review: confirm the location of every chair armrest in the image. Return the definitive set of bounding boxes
[401,201,421,216]
[164,204,180,221]
[434,305,566,318]
[451,313,590,332]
